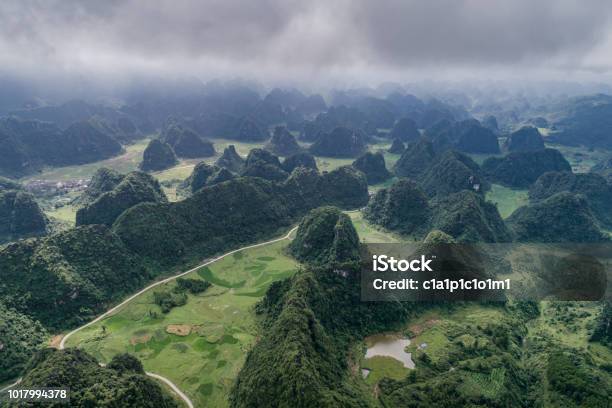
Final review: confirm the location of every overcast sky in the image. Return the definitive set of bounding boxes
[3,0,612,87]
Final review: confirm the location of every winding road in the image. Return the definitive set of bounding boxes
[2,226,298,408]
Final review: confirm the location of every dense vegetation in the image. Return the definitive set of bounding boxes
[507,192,609,242]
[113,167,368,267]
[215,144,245,172]
[0,225,150,329]
[352,152,391,184]
[389,117,420,142]
[161,124,215,158]
[73,167,125,206]
[3,349,180,408]
[0,117,122,177]
[424,119,500,154]
[529,171,612,228]
[505,126,545,152]
[393,139,436,178]
[185,162,234,192]
[0,303,47,383]
[139,139,178,171]
[364,179,431,236]
[0,190,48,240]
[419,150,489,197]
[76,171,167,226]
[265,126,302,156]
[550,93,612,148]
[309,127,367,158]
[241,148,289,181]
[282,152,318,173]
[482,148,571,188]
[289,206,360,267]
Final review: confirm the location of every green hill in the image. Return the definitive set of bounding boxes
[241,148,288,181]
[309,127,367,158]
[389,117,420,142]
[74,167,124,206]
[424,119,500,154]
[215,144,245,172]
[482,148,571,188]
[265,126,302,156]
[430,190,512,243]
[529,171,612,228]
[550,93,612,148]
[420,150,489,197]
[185,162,235,193]
[393,138,436,178]
[0,190,48,240]
[237,117,268,141]
[161,124,215,158]
[352,152,391,184]
[282,152,318,173]
[0,224,150,329]
[505,126,545,152]
[139,139,178,172]
[364,179,430,235]
[76,171,167,227]
[14,349,179,408]
[289,206,360,267]
[507,192,608,242]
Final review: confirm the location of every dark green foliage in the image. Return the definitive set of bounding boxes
[393,138,435,178]
[420,150,489,197]
[237,117,268,141]
[241,148,289,181]
[282,152,318,173]
[507,192,608,242]
[590,301,611,345]
[318,166,369,208]
[482,148,571,188]
[74,167,124,206]
[0,225,150,329]
[309,127,367,158]
[0,190,48,238]
[387,138,405,154]
[0,303,47,382]
[0,117,122,177]
[430,190,512,243]
[185,162,217,193]
[364,179,430,235]
[425,119,500,154]
[10,348,179,408]
[57,120,123,164]
[207,167,235,186]
[76,171,167,226]
[546,351,610,407]
[176,277,211,294]
[290,206,360,267]
[153,290,187,313]
[529,171,612,227]
[139,139,178,171]
[215,144,245,172]
[106,353,145,375]
[161,124,215,158]
[265,126,302,156]
[352,152,391,184]
[505,126,545,152]
[113,168,368,266]
[389,117,419,142]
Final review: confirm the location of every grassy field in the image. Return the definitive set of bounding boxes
[347,211,406,243]
[66,239,298,408]
[485,184,529,218]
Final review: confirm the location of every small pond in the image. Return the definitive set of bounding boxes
[364,334,414,369]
